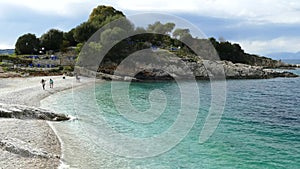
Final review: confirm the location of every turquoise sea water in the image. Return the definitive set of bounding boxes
[41,69,300,169]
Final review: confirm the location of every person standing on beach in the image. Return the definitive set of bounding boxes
[75,74,80,82]
[49,78,54,88]
[41,79,46,90]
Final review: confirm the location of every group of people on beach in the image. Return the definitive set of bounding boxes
[40,78,54,90]
[40,74,80,90]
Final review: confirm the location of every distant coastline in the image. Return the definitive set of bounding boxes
[0,49,14,55]
[267,51,300,60]
[282,59,300,64]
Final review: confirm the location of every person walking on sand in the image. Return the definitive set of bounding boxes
[49,78,54,88]
[41,79,46,90]
[75,74,80,82]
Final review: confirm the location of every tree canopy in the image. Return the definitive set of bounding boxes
[88,5,124,23]
[15,33,39,55]
[73,22,98,43]
[63,28,77,47]
[147,21,175,35]
[40,29,63,52]
[73,5,126,43]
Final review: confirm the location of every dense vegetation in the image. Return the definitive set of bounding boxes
[15,5,124,55]
[14,5,282,68]
[15,33,40,55]
[209,38,283,67]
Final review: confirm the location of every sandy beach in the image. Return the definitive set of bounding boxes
[0,75,95,169]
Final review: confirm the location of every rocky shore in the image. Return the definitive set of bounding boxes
[0,103,70,121]
[94,58,298,81]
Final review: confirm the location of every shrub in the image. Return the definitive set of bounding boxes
[63,66,74,72]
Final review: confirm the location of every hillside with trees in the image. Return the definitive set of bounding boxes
[14,5,289,69]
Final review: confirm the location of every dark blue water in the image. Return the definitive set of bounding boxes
[41,69,300,169]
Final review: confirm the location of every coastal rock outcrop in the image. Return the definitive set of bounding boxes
[0,104,70,121]
[0,137,59,159]
[90,58,299,81]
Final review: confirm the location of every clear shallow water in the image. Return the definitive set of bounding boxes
[41,69,300,169]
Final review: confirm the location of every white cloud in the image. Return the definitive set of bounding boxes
[1,0,300,24]
[237,37,300,55]
[107,0,300,24]
[0,43,14,49]
[0,0,101,17]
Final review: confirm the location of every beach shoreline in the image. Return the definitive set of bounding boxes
[0,75,95,169]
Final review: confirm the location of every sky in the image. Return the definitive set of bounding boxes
[1,0,300,57]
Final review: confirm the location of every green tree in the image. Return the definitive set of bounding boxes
[134,27,146,34]
[15,33,39,55]
[63,28,77,46]
[173,28,191,40]
[75,42,84,54]
[40,29,63,51]
[209,37,218,48]
[163,23,176,35]
[100,27,127,46]
[73,22,98,43]
[91,12,125,29]
[88,5,124,24]
[147,21,175,35]
[61,40,70,52]
[74,6,126,43]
